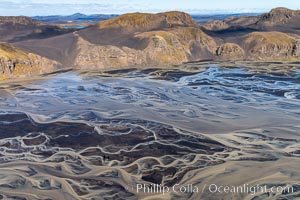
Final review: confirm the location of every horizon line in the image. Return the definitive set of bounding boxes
[0,10,271,17]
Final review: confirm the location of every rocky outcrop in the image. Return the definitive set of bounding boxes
[216,43,245,60]
[241,32,300,60]
[74,27,217,68]
[292,40,300,57]
[0,43,60,80]
[257,7,300,26]
[74,37,146,69]
[134,27,217,63]
[220,7,300,28]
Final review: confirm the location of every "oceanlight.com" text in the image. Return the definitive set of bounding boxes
[134,183,294,196]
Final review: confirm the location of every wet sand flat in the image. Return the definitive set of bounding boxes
[0,63,299,199]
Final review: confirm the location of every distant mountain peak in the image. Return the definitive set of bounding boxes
[71,13,86,17]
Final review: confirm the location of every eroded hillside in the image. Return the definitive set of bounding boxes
[0,43,60,80]
[0,8,299,79]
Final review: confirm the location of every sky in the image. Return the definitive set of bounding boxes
[0,0,299,16]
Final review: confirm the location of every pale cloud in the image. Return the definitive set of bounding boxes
[0,0,152,15]
[0,0,299,16]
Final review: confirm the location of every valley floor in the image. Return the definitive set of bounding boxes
[0,63,299,199]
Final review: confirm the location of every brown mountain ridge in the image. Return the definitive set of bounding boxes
[0,16,74,43]
[0,7,299,79]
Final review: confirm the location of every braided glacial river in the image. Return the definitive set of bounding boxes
[0,62,299,200]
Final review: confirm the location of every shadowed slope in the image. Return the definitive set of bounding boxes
[0,16,73,42]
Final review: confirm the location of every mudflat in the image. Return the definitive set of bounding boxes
[0,63,299,199]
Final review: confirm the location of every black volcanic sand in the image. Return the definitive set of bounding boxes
[0,64,299,199]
